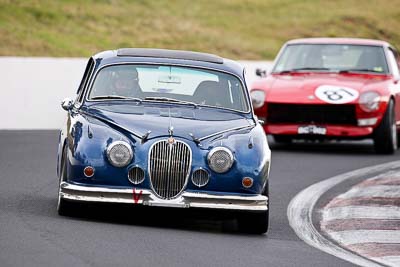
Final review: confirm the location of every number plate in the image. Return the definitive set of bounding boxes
[298,125,327,135]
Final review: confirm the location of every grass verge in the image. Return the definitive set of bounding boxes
[1,0,399,59]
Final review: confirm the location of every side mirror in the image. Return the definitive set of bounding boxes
[61,98,74,111]
[255,68,267,77]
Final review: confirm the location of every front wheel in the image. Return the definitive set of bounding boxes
[237,181,269,234]
[57,147,77,216]
[237,210,269,234]
[373,100,398,154]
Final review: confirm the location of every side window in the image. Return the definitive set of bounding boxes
[76,58,95,104]
[388,48,400,78]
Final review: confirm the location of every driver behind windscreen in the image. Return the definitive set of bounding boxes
[111,66,143,97]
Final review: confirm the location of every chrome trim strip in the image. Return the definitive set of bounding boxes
[183,191,265,201]
[59,182,268,211]
[198,124,255,141]
[75,57,97,109]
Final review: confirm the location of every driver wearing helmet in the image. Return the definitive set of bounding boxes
[111,67,143,97]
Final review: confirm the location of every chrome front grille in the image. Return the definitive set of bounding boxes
[149,140,192,199]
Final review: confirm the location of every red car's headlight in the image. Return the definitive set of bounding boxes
[359,91,381,112]
[250,89,266,109]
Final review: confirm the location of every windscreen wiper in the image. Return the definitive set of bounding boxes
[91,95,142,102]
[338,68,383,74]
[276,67,332,74]
[144,97,198,108]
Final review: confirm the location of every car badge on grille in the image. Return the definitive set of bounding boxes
[167,137,175,144]
[168,125,174,136]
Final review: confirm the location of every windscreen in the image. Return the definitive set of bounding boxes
[88,64,249,112]
[273,44,389,74]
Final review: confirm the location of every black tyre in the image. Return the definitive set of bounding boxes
[57,147,76,216]
[57,196,75,216]
[373,100,398,154]
[237,181,269,234]
[272,135,292,144]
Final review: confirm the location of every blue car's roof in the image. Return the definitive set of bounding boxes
[92,48,245,80]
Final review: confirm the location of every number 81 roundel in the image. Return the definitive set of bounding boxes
[315,85,359,104]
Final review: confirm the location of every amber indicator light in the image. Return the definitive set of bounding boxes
[242,177,253,188]
[84,166,95,177]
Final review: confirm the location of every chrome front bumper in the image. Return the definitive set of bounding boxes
[60,182,268,211]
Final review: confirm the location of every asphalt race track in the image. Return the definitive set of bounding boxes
[1,130,399,267]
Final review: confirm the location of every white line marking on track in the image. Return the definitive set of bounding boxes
[323,206,400,221]
[327,230,400,245]
[337,185,400,199]
[287,160,400,267]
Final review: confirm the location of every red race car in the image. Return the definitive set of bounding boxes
[251,38,400,154]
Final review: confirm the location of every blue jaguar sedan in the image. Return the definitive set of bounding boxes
[57,48,271,233]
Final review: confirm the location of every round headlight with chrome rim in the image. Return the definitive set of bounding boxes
[359,91,381,112]
[207,147,234,173]
[106,141,133,167]
[250,89,265,109]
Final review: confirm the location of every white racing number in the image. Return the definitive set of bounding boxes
[315,85,359,104]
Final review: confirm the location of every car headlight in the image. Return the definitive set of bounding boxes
[250,89,265,109]
[207,147,234,173]
[106,141,133,167]
[359,91,381,112]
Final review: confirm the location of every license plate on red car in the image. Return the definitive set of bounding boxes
[298,125,327,135]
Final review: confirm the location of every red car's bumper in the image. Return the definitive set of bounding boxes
[264,124,374,137]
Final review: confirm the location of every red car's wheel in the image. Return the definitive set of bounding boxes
[272,135,292,144]
[374,100,398,154]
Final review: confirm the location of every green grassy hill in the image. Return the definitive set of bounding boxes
[1,0,399,59]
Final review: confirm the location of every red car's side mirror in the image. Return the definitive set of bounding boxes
[255,68,267,77]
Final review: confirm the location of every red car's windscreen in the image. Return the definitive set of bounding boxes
[273,44,389,74]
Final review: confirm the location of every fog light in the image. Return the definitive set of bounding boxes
[358,117,378,126]
[192,168,210,187]
[128,166,145,185]
[242,177,253,188]
[84,166,95,177]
